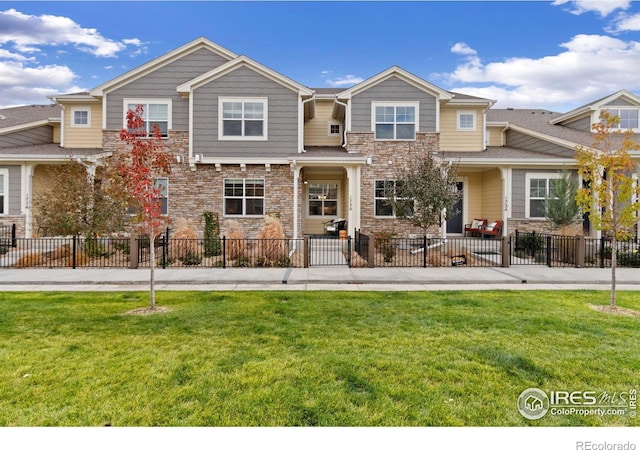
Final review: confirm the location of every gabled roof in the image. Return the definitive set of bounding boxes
[0,104,61,133]
[336,66,454,101]
[90,37,237,97]
[550,89,640,125]
[176,55,313,96]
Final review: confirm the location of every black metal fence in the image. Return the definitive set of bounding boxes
[0,224,16,250]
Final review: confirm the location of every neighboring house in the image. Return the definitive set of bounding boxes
[1,37,639,238]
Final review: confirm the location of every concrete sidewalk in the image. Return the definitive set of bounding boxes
[0,266,638,291]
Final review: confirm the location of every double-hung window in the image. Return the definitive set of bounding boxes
[124,99,171,137]
[308,183,338,216]
[457,111,476,131]
[219,98,267,140]
[224,179,265,216]
[605,109,639,130]
[526,174,561,218]
[72,108,90,127]
[0,169,7,215]
[155,177,169,215]
[375,180,413,217]
[372,102,417,140]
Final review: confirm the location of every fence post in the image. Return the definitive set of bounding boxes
[423,235,427,268]
[600,235,606,268]
[11,223,16,247]
[222,236,226,269]
[72,235,77,269]
[347,236,352,268]
[546,235,552,267]
[161,227,169,269]
[575,235,585,268]
[129,233,138,269]
[303,236,309,268]
[368,236,376,268]
[502,237,510,268]
[530,231,537,257]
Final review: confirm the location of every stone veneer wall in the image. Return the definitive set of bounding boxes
[0,215,24,238]
[103,130,296,238]
[349,131,442,236]
[508,218,584,236]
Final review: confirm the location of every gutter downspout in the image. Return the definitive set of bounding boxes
[335,97,349,148]
[299,95,315,153]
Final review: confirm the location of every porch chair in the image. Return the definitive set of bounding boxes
[464,219,487,237]
[324,218,347,236]
[480,220,503,238]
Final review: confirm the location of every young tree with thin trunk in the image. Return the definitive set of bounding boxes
[386,154,461,235]
[108,105,172,310]
[575,110,640,309]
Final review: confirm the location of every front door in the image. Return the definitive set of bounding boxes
[446,182,464,234]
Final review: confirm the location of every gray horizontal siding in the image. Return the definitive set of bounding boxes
[192,66,299,158]
[106,48,230,130]
[562,115,590,132]
[0,126,53,149]
[511,168,575,219]
[350,76,437,133]
[603,98,634,107]
[506,130,574,157]
[1,165,21,215]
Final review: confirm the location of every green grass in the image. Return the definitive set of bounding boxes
[0,290,638,426]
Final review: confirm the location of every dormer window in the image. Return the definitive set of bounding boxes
[605,109,639,130]
[72,108,90,127]
[123,99,171,137]
[372,102,418,140]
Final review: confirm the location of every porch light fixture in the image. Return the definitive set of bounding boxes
[365,156,372,165]
[175,155,183,163]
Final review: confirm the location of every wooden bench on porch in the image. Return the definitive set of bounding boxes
[464,219,487,237]
[480,220,503,238]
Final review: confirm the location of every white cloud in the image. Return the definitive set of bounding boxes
[0,8,127,57]
[607,12,640,32]
[437,34,640,111]
[552,0,630,17]
[0,48,35,61]
[325,74,363,88]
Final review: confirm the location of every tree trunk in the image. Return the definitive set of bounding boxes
[149,233,156,310]
[610,234,617,309]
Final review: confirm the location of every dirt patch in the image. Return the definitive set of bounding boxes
[589,304,640,317]
[122,306,172,316]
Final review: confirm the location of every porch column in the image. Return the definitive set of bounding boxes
[292,164,301,239]
[500,167,511,236]
[21,163,36,238]
[346,165,361,235]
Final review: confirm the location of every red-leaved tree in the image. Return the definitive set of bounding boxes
[110,105,173,309]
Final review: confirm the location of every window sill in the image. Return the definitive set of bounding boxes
[219,136,268,142]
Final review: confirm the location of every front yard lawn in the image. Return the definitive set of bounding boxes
[0,290,637,426]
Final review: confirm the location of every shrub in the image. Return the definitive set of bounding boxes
[374,231,397,263]
[227,221,247,260]
[180,251,202,266]
[169,218,199,262]
[618,251,640,267]
[257,215,287,263]
[203,211,221,257]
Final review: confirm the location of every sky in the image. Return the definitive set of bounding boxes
[1,0,640,112]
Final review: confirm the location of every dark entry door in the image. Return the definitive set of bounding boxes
[446,182,464,234]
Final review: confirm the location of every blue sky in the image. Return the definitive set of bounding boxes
[1,1,640,111]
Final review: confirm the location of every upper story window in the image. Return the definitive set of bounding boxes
[605,109,639,130]
[0,169,7,215]
[123,99,171,138]
[526,173,562,218]
[155,177,169,216]
[224,178,265,216]
[372,102,418,140]
[457,111,476,131]
[219,98,268,141]
[72,108,90,127]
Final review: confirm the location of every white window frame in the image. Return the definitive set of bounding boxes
[525,173,563,219]
[371,101,419,141]
[218,97,268,141]
[374,179,414,218]
[327,121,341,137]
[457,110,476,131]
[307,182,339,218]
[71,108,91,128]
[0,169,8,215]
[223,178,265,217]
[123,98,172,138]
[603,108,640,131]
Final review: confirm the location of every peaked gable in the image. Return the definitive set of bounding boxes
[337,66,453,101]
[90,37,237,97]
[551,90,640,125]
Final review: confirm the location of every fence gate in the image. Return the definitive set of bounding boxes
[308,236,351,266]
